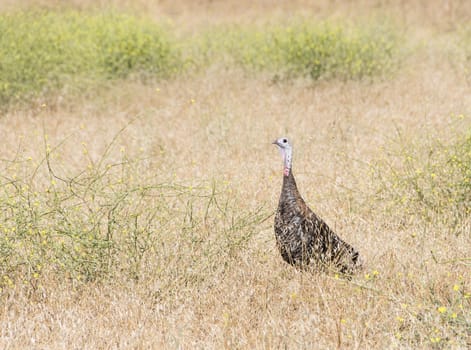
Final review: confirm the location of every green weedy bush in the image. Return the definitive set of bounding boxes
[372,116,470,232]
[274,23,398,80]
[190,21,398,80]
[0,10,180,106]
[0,130,267,292]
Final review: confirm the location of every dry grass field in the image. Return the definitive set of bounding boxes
[0,1,470,349]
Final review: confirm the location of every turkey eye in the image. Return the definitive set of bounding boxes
[282,139,287,143]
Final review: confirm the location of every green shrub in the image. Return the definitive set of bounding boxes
[190,21,399,80]
[275,23,398,79]
[372,116,470,231]
[0,10,180,106]
[0,131,266,292]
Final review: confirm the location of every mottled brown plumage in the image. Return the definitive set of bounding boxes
[273,137,362,274]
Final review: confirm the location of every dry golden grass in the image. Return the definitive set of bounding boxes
[1,1,470,349]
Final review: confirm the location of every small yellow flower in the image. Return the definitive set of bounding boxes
[451,312,457,319]
[437,306,447,314]
[223,312,230,326]
[453,284,460,292]
[3,275,13,287]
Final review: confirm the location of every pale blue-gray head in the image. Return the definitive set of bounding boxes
[272,137,293,176]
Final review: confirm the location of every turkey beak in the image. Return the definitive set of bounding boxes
[272,140,278,146]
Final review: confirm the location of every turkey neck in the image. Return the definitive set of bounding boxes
[279,170,308,215]
[279,147,299,205]
[282,147,292,177]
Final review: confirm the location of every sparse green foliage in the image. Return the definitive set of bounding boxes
[0,129,267,290]
[373,115,471,231]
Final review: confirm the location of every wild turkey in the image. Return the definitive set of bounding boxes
[273,137,362,274]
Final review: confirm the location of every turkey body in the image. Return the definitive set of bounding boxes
[273,138,362,274]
